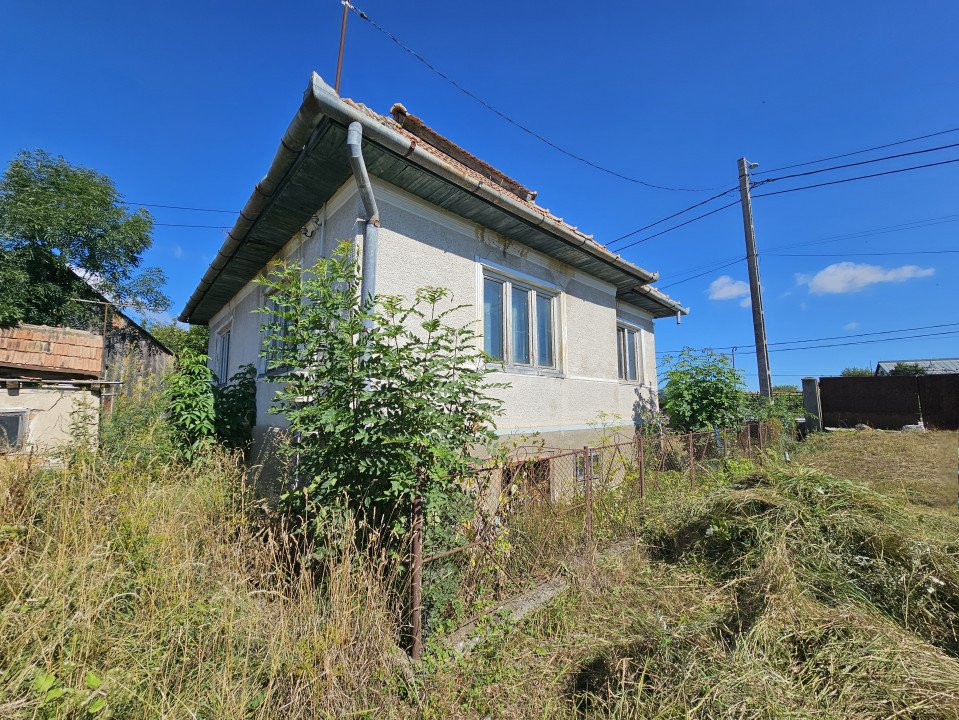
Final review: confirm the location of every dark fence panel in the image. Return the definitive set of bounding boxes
[918,374,959,430]
[819,376,921,429]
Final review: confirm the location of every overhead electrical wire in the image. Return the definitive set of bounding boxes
[768,249,959,258]
[125,201,238,214]
[657,257,746,290]
[344,1,722,193]
[657,321,959,355]
[606,186,740,247]
[154,222,231,229]
[752,156,959,199]
[609,199,742,252]
[752,126,959,176]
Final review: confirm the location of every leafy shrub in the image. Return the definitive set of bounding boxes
[213,363,257,452]
[661,349,747,432]
[162,350,215,461]
[257,242,503,550]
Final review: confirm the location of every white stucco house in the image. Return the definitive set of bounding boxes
[180,72,687,462]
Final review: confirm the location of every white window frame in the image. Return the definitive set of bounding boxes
[482,267,559,372]
[213,323,231,385]
[616,319,645,384]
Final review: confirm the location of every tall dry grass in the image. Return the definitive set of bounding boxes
[0,395,411,718]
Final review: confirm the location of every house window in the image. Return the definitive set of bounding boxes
[263,291,291,374]
[483,270,557,369]
[0,411,26,453]
[214,326,231,383]
[616,323,643,383]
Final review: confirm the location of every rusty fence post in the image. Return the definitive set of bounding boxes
[636,435,645,501]
[410,494,424,661]
[583,446,593,553]
[688,432,696,491]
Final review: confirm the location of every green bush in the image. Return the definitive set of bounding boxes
[162,350,215,462]
[661,349,747,432]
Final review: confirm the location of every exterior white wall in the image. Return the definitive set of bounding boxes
[1,385,99,454]
[206,176,660,453]
[370,179,657,440]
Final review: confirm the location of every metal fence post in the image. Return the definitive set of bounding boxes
[583,446,593,552]
[636,435,645,500]
[410,494,424,660]
[688,432,696,491]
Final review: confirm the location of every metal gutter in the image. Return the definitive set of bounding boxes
[180,72,686,323]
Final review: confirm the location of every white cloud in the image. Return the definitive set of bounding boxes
[739,297,751,308]
[797,262,935,295]
[708,275,750,301]
[844,321,859,330]
[173,244,183,258]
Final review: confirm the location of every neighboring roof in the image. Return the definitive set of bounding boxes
[875,358,959,375]
[179,72,688,324]
[0,324,103,377]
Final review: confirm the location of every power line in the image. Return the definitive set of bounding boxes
[154,222,231,229]
[658,257,746,290]
[753,126,959,176]
[126,201,238,214]
[752,156,959,199]
[658,321,959,355]
[607,186,739,247]
[768,249,959,258]
[758,141,959,185]
[768,328,959,353]
[611,199,742,253]
[345,2,722,193]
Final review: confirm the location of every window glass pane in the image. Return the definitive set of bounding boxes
[626,329,637,381]
[535,293,554,367]
[511,286,531,364]
[483,277,504,360]
[616,327,625,380]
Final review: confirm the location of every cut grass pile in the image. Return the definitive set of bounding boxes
[421,458,959,718]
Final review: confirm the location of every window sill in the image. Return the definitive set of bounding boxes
[487,364,565,379]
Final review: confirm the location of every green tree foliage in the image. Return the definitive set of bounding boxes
[257,242,503,544]
[162,351,216,462]
[889,362,927,376]
[213,364,257,452]
[661,349,747,432]
[146,320,210,357]
[0,150,169,327]
[841,367,873,377]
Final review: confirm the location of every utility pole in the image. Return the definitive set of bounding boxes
[738,157,773,398]
[335,0,350,94]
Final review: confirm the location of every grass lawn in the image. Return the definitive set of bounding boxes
[797,429,957,512]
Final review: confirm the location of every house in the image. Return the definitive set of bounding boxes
[0,304,173,454]
[875,358,959,376]
[0,324,107,454]
[179,72,687,466]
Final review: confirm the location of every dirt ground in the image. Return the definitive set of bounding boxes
[797,429,958,512]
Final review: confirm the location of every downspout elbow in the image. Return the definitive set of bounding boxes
[347,122,380,225]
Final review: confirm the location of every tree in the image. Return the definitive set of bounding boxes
[258,242,503,545]
[0,150,169,327]
[841,367,873,377]
[889,362,927,376]
[661,349,747,432]
[146,320,210,358]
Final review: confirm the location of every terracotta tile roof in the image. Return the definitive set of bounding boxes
[343,98,608,254]
[0,324,103,377]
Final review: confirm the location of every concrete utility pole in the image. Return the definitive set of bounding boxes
[738,157,773,398]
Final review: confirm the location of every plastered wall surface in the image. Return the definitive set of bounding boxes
[207,177,662,469]
[1,386,99,454]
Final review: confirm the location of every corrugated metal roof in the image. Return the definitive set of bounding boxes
[180,72,688,324]
[0,324,103,377]
[875,358,959,375]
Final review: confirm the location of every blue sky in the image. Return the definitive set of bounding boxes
[2,1,957,387]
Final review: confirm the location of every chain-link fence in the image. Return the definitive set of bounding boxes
[410,420,786,655]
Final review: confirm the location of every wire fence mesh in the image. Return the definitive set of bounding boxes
[414,420,788,650]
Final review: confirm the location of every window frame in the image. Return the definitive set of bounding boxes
[262,288,293,377]
[616,319,645,384]
[214,323,232,385]
[482,267,559,372]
